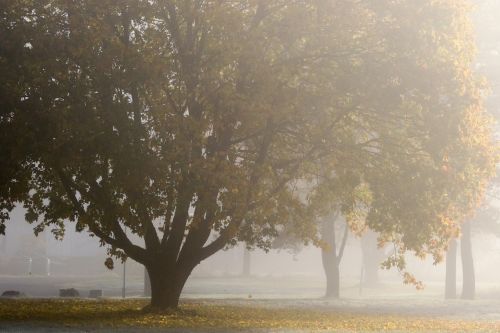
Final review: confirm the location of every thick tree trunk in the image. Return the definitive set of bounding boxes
[461,221,475,300]
[146,264,193,310]
[445,238,457,299]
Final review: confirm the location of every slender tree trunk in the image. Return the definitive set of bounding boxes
[362,256,379,287]
[321,216,348,299]
[242,247,251,277]
[445,238,457,299]
[322,217,338,298]
[461,221,475,300]
[323,253,340,298]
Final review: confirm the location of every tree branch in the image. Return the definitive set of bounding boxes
[53,164,148,263]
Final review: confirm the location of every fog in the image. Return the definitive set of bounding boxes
[4,204,500,300]
[2,1,500,330]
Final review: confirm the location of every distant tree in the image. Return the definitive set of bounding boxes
[445,239,458,299]
[449,0,500,301]
[360,0,497,287]
[310,0,497,290]
[0,0,496,310]
[320,214,349,299]
[444,186,500,300]
[460,220,475,299]
[361,230,386,287]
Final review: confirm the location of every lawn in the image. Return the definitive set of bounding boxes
[0,298,499,332]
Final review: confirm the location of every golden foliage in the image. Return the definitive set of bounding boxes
[0,299,499,332]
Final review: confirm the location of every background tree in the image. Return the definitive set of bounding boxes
[358,0,497,283]
[460,220,475,299]
[310,0,497,290]
[444,197,500,300]
[443,0,500,300]
[361,230,386,287]
[320,214,349,299]
[445,239,458,299]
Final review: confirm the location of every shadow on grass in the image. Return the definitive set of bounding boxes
[0,298,203,328]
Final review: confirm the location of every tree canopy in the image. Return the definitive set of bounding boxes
[0,0,496,308]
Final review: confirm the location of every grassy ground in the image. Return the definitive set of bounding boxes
[1,299,500,332]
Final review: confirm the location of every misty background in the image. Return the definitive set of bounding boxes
[1,0,500,302]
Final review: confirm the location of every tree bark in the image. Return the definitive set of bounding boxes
[146,263,194,310]
[321,216,348,299]
[445,238,457,299]
[144,267,151,297]
[322,249,340,298]
[461,220,475,300]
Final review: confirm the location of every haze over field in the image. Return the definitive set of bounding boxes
[1,0,500,332]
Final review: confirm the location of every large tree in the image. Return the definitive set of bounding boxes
[308,0,497,291]
[0,0,496,309]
